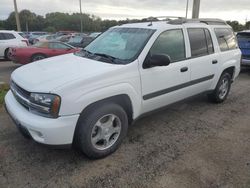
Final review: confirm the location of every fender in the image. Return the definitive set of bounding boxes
[58,83,142,119]
[210,52,240,90]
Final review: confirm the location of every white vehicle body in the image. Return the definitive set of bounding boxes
[0,30,28,59]
[5,19,241,146]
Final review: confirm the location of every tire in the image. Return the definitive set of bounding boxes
[208,72,232,103]
[4,48,10,60]
[31,54,46,62]
[74,103,128,159]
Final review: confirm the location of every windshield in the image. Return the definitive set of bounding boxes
[69,36,82,43]
[81,27,155,63]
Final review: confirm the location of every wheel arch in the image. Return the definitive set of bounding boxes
[222,66,235,80]
[72,94,134,146]
[30,53,47,62]
[4,48,10,59]
[77,94,133,125]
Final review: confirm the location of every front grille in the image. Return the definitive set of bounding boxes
[10,81,31,110]
[242,54,250,60]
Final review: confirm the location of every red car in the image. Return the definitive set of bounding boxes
[9,41,79,64]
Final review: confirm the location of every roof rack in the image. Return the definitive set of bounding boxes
[168,18,227,25]
[145,16,185,26]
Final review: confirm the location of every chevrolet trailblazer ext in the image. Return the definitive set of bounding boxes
[5,18,241,159]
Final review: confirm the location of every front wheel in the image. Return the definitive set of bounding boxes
[208,72,232,103]
[75,103,128,159]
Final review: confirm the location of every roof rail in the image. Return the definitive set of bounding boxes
[144,16,186,26]
[168,18,227,25]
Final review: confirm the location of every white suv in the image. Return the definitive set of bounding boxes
[5,18,241,159]
[0,30,29,59]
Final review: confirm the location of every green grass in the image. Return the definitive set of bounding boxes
[0,84,9,107]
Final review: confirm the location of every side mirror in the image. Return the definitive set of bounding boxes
[143,54,171,69]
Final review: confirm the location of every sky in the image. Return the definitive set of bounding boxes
[1,0,250,24]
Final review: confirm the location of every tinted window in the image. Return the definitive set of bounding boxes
[215,28,237,51]
[237,32,250,40]
[150,29,186,62]
[205,29,214,54]
[188,28,209,57]
[3,33,15,39]
[0,33,5,40]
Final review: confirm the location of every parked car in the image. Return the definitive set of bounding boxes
[5,18,241,159]
[0,30,29,59]
[33,34,57,44]
[28,32,48,44]
[55,35,71,43]
[67,35,94,48]
[8,41,79,64]
[236,30,250,66]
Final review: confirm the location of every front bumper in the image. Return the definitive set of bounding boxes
[4,91,79,145]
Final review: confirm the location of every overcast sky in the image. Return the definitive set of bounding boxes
[1,0,250,23]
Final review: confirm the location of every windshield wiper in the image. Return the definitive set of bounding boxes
[93,53,118,63]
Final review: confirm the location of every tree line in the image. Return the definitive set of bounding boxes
[0,9,249,32]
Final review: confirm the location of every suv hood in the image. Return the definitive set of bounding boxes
[11,53,122,93]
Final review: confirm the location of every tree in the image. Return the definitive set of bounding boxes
[226,21,244,32]
[246,21,250,30]
[0,20,4,29]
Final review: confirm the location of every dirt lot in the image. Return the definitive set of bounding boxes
[1,61,250,188]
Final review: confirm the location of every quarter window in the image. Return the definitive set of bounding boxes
[150,29,186,62]
[214,28,237,51]
[188,28,214,57]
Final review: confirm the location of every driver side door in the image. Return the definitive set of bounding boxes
[139,29,191,113]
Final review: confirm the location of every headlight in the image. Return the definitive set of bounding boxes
[29,93,61,118]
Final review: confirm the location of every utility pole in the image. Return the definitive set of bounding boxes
[79,0,83,33]
[13,0,21,31]
[192,0,200,19]
[185,0,189,18]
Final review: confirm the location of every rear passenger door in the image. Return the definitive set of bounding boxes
[186,28,218,94]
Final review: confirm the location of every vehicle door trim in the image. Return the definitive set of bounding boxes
[143,74,214,100]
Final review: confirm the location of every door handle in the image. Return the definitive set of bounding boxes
[180,67,188,72]
[212,60,218,64]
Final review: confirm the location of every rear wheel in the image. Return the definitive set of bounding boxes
[75,103,128,159]
[31,54,46,62]
[208,72,232,103]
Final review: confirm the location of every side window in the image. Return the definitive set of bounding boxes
[150,29,186,62]
[214,28,237,52]
[188,28,209,57]
[0,33,5,40]
[3,33,16,40]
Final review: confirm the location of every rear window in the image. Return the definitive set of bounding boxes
[214,28,237,51]
[237,32,250,40]
[0,33,16,40]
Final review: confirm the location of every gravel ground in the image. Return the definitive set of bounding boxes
[1,61,250,188]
